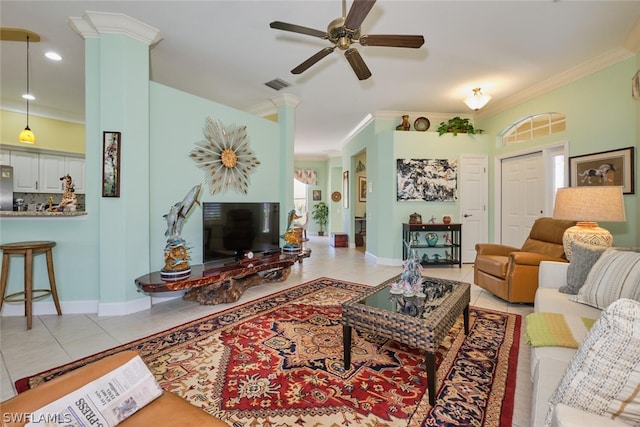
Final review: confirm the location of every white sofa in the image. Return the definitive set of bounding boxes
[530,261,632,427]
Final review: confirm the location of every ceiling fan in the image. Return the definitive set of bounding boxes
[269,0,424,81]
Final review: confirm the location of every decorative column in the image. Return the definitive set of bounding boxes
[271,94,302,232]
[69,12,163,315]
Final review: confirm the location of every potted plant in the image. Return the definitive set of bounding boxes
[437,116,484,136]
[311,201,329,236]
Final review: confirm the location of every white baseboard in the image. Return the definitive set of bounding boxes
[98,296,151,316]
[1,300,99,316]
[374,255,402,266]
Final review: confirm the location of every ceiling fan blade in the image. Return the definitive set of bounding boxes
[270,21,327,39]
[291,47,336,74]
[360,34,425,48]
[344,48,371,80]
[344,0,376,31]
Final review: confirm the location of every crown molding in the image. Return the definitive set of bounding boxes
[69,11,163,46]
[477,47,635,119]
[270,93,302,109]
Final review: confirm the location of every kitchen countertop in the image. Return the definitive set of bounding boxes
[0,211,87,217]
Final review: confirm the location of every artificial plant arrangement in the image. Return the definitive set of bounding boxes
[437,116,484,136]
[311,201,329,236]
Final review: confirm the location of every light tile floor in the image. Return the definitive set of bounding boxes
[0,236,533,426]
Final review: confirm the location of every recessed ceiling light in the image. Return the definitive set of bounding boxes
[22,94,35,100]
[45,51,62,61]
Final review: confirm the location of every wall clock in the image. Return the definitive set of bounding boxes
[331,191,342,202]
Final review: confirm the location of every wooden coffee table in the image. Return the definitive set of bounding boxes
[341,274,470,406]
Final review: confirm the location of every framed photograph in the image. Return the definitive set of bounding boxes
[358,176,367,202]
[312,189,321,201]
[569,146,634,194]
[342,171,349,209]
[102,131,121,197]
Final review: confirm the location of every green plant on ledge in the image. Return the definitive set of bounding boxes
[437,116,484,136]
[311,201,329,236]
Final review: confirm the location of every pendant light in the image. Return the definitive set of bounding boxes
[18,35,35,144]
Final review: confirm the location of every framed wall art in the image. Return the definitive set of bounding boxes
[358,176,367,202]
[569,146,634,194]
[343,171,349,209]
[396,158,458,201]
[102,131,121,197]
[312,189,322,201]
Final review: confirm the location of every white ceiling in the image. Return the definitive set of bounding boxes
[1,1,639,158]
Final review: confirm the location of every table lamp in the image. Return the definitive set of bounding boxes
[552,186,626,260]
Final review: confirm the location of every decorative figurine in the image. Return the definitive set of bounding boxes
[443,233,452,245]
[395,115,411,131]
[161,184,202,280]
[56,174,77,212]
[281,209,303,251]
[392,242,424,296]
[427,215,436,224]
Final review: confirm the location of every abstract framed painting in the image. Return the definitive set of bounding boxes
[396,159,458,201]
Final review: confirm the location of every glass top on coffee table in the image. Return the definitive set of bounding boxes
[341,274,471,406]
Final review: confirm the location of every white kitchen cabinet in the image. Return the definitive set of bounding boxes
[11,151,40,192]
[39,154,66,193]
[8,150,82,194]
[0,149,9,165]
[64,156,85,194]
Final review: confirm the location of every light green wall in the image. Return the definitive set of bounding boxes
[478,55,638,247]
[151,83,281,269]
[0,41,286,310]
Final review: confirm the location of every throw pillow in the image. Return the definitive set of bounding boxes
[570,248,640,309]
[545,298,640,426]
[560,241,606,295]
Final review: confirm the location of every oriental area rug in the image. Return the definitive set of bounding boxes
[17,277,521,427]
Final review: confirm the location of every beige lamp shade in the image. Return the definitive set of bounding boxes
[552,186,626,260]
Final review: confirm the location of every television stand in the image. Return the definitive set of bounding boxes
[134,250,311,305]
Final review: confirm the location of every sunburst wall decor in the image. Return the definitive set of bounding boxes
[190,117,261,195]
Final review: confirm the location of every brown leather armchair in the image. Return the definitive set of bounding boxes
[473,217,576,303]
[1,351,229,427]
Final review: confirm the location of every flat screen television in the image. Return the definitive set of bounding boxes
[203,202,281,264]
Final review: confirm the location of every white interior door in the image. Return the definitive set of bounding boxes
[501,152,544,247]
[460,155,488,263]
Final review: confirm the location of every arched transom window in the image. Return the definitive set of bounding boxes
[501,112,566,145]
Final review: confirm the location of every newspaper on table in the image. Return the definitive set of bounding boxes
[27,355,163,427]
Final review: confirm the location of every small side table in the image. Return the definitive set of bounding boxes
[0,241,62,329]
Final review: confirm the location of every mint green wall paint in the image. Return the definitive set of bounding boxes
[328,156,343,233]
[275,101,297,235]
[149,83,282,269]
[0,51,286,311]
[478,56,638,246]
[95,34,152,304]
[341,122,375,246]
[293,159,328,234]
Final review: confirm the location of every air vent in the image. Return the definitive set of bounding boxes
[265,78,290,91]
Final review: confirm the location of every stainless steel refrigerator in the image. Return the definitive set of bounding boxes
[0,165,14,211]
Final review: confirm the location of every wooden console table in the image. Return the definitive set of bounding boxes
[135,250,311,305]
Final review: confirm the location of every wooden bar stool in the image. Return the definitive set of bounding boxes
[0,241,62,330]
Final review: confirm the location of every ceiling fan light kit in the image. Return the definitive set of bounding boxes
[270,0,424,81]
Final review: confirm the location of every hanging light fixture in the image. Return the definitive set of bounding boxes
[18,35,35,144]
[464,87,491,111]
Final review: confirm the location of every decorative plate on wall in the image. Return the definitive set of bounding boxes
[331,191,342,202]
[414,117,430,132]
